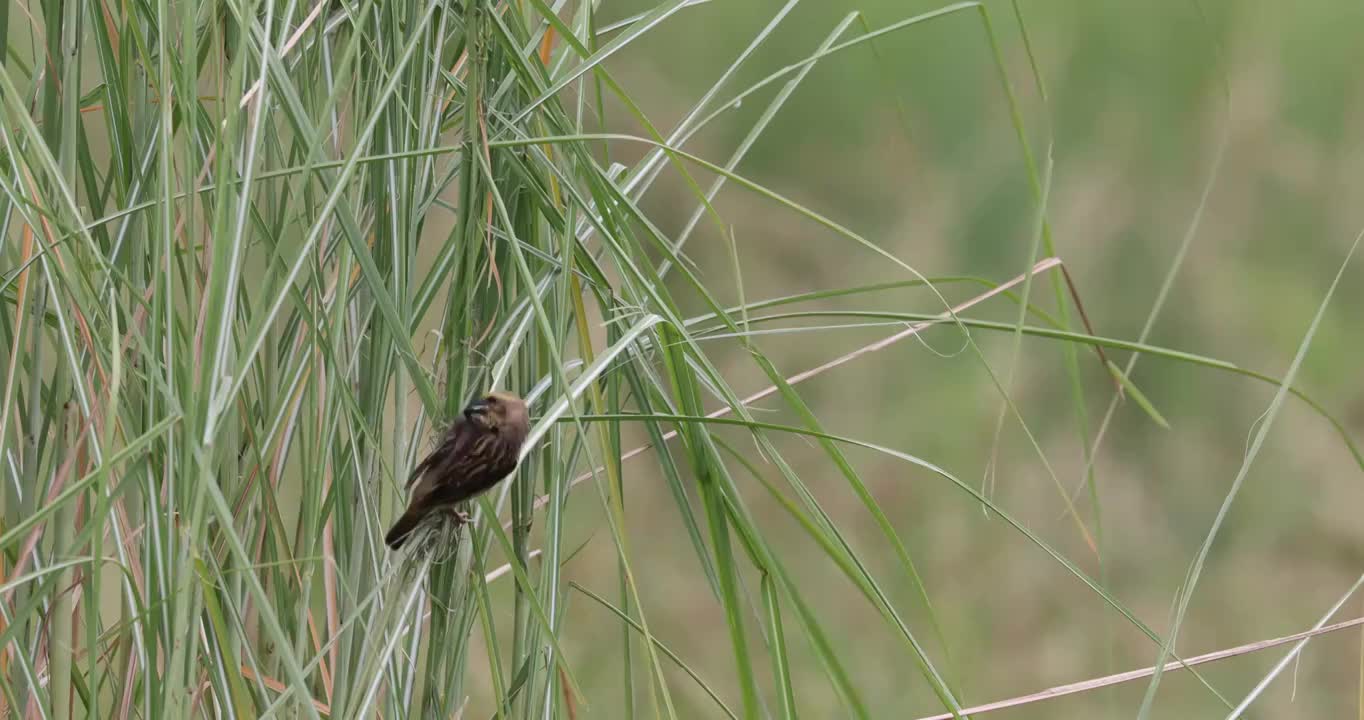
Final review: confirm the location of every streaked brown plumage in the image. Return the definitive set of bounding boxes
[384,391,530,550]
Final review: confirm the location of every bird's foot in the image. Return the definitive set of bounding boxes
[453,509,473,524]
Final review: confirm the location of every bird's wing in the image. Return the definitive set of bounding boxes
[405,421,475,488]
[421,432,518,506]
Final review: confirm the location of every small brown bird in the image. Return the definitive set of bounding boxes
[384,391,530,550]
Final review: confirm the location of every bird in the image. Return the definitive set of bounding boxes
[384,390,530,550]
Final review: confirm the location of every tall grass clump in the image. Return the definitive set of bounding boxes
[2,0,1362,717]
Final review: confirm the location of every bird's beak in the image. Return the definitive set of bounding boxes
[463,400,489,421]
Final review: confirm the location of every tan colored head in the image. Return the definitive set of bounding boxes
[462,390,530,440]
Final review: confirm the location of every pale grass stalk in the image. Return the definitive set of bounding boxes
[914,615,1364,720]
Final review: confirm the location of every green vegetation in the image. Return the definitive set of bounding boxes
[2,0,1362,717]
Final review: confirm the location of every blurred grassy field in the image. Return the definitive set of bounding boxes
[500,1,1364,717]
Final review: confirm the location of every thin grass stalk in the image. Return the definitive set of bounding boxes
[657,323,759,718]
[50,399,77,719]
[508,204,541,720]
[8,238,46,716]
[1137,230,1363,714]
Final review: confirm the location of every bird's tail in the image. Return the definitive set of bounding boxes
[384,508,425,550]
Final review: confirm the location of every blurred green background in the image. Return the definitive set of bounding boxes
[495,1,1364,717]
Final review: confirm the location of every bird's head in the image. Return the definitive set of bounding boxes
[462,390,530,440]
